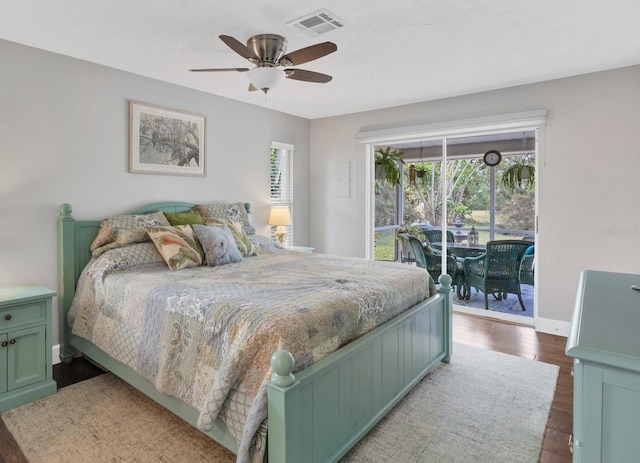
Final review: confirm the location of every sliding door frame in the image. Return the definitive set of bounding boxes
[359,110,546,323]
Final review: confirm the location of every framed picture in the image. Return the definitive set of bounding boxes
[129,100,206,176]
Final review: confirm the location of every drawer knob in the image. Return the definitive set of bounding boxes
[9,339,16,345]
[4,314,11,321]
[1,341,7,347]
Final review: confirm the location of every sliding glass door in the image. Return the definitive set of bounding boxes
[372,127,538,322]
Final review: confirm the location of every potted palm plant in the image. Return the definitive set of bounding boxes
[375,147,405,186]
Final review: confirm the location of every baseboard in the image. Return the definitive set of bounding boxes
[53,344,61,365]
[534,317,571,337]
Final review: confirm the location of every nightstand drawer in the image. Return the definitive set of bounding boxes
[0,302,46,330]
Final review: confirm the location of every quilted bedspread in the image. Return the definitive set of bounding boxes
[68,245,435,463]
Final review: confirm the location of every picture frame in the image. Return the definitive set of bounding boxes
[129,100,206,176]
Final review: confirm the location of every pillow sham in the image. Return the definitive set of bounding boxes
[90,211,170,258]
[164,209,204,226]
[90,242,165,277]
[192,224,243,267]
[204,217,258,257]
[197,202,252,232]
[145,225,204,270]
[105,241,164,266]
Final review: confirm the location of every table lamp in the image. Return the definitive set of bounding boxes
[268,205,292,246]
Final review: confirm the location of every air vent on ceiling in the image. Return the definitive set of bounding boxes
[288,9,346,36]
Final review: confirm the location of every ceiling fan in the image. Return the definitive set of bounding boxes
[190,34,337,94]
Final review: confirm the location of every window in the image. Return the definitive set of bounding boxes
[270,142,293,246]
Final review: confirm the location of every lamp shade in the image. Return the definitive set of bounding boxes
[268,205,292,226]
[247,66,285,93]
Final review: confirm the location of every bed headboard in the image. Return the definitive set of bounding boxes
[57,201,250,362]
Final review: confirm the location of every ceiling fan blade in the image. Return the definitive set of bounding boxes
[189,67,249,72]
[281,42,337,66]
[219,35,259,61]
[285,69,333,83]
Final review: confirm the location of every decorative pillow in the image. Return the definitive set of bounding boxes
[204,218,258,257]
[423,242,436,255]
[91,211,170,258]
[192,224,243,267]
[145,225,204,270]
[164,209,204,226]
[198,202,251,229]
[249,234,280,254]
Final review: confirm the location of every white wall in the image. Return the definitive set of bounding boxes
[309,65,640,333]
[0,39,311,344]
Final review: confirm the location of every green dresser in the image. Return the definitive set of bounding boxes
[0,285,57,411]
[566,270,640,462]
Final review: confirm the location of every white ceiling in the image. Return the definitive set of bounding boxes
[3,1,640,120]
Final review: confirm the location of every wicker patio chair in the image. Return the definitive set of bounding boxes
[407,236,465,299]
[463,239,532,311]
[519,239,535,286]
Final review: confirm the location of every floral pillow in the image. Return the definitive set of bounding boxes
[197,202,254,234]
[145,225,204,270]
[90,211,170,258]
[204,218,258,257]
[192,224,243,267]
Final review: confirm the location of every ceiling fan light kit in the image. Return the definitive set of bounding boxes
[190,33,337,95]
[247,66,285,93]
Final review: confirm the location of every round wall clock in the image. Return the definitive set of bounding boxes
[483,150,502,167]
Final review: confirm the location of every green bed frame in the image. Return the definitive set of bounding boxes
[58,201,453,463]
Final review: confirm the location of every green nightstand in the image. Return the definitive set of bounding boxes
[0,285,57,411]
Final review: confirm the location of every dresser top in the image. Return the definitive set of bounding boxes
[566,270,640,371]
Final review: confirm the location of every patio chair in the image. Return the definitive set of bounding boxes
[407,236,465,299]
[519,239,535,286]
[421,229,455,246]
[520,255,535,286]
[463,240,532,311]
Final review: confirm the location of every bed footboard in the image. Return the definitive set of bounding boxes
[267,275,453,463]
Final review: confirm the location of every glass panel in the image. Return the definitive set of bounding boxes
[496,152,535,240]
[373,144,404,261]
[270,145,293,246]
[374,174,399,261]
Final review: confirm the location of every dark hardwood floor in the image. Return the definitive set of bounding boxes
[0,312,572,463]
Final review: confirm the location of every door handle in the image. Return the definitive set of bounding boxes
[9,339,16,345]
[4,314,11,321]
[1,341,7,347]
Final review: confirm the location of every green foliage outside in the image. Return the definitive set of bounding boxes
[374,153,535,261]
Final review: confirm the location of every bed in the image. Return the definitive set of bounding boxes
[57,201,453,463]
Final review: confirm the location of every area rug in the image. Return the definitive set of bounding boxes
[1,343,558,463]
